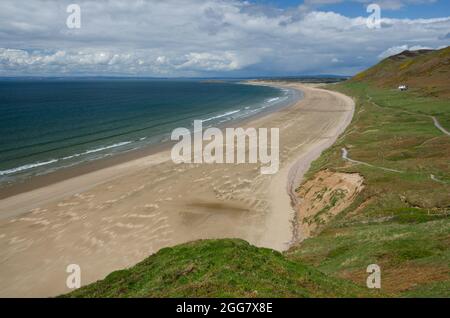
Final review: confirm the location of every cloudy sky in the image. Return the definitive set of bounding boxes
[0,0,449,77]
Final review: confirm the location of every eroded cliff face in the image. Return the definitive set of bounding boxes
[296,170,364,240]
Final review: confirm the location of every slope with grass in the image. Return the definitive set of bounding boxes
[352,46,450,98]
[290,47,450,297]
[61,239,375,298]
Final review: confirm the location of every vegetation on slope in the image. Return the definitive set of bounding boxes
[61,239,374,298]
[351,46,450,98]
[291,48,449,297]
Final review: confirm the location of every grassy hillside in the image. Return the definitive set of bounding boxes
[290,48,450,297]
[61,239,374,298]
[352,46,450,98]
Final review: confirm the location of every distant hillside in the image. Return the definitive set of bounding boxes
[61,239,374,298]
[351,46,450,98]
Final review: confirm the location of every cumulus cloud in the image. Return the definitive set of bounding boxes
[299,0,438,11]
[0,0,449,76]
[377,45,434,59]
[176,52,258,71]
[0,48,249,75]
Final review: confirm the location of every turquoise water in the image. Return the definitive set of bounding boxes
[0,79,299,184]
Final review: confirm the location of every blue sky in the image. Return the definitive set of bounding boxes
[252,0,449,18]
[0,0,449,77]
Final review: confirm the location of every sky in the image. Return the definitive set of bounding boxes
[0,0,449,77]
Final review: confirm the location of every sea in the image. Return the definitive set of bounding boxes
[0,78,301,185]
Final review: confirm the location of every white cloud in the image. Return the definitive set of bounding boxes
[377,44,434,59]
[0,0,448,76]
[300,0,438,11]
[0,48,258,74]
[176,52,258,71]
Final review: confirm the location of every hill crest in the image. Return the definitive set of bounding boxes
[352,46,450,98]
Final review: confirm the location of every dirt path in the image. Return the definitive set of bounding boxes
[341,148,404,173]
[362,93,449,183]
[367,93,449,137]
[431,116,450,136]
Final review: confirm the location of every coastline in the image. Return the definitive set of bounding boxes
[0,82,355,297]
[0,82,301,200]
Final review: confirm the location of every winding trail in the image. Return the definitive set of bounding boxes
[431,116,450,136]
[366,93,450,137]
[349,93,449,183]
[342,146,448,184]
[341,148,403,173]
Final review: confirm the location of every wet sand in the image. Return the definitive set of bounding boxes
[0,82,354,297]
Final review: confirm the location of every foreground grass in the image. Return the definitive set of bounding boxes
[291,81,450,297]
[61,239,375,298]
[287,219,450,297]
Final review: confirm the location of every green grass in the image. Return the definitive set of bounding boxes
[61,239,376,298]
[307,82,450,212]
[290,81,450,297]
[288,219,450,273]
[352,46,450,99]
[402,280,450,298]
[287,218,450,297]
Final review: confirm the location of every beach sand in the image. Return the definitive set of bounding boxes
[0,83,354,297]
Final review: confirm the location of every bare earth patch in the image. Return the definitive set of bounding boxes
[338,263,449,294]
[296,170,364,240]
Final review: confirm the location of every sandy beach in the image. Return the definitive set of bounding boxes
[0,82,354,297]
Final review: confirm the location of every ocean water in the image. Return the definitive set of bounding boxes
[0,79,300,185]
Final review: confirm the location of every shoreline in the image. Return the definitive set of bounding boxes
[0,82,355,297]
[0,83,301,200]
